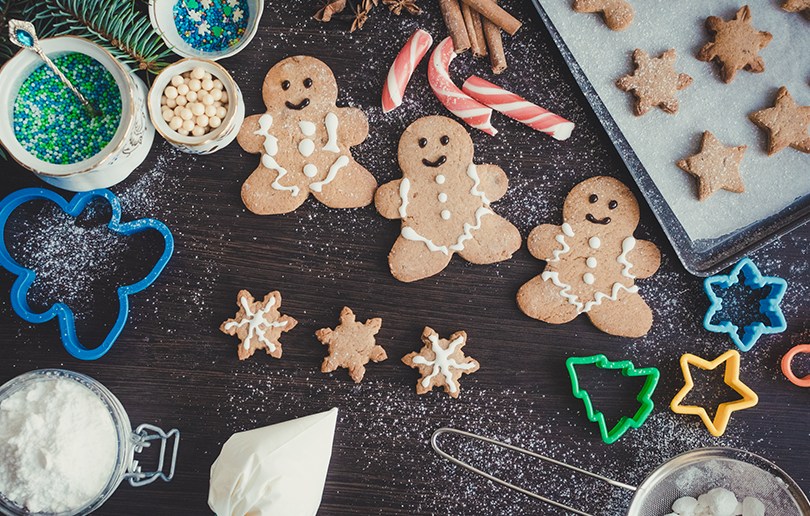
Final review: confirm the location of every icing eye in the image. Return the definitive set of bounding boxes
[440,135,450,145]
[418,138,428,148]
[609,200,618,210]
[281,80,290,90]
[303,78,313,88]
[589,194,598,203]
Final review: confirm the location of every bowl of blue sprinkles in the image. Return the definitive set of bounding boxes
[149,0,264,61]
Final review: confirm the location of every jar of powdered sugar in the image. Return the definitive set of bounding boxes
[0,369,179,516]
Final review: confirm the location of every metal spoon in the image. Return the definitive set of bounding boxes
[8,19,103,118]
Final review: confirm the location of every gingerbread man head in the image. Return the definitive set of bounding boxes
[261,56,338,114]
[562,176,640,239]
[398,115,475,173]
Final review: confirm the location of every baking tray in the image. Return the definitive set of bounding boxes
[531,0,810,276]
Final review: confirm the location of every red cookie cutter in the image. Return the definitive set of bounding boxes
[782,344,810,387]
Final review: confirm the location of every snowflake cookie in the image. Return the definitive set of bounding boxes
[615,49,692,116]
[220,290,298,360]
[517,176,661,338]
[696,5,772,84]
[402,327,480,398]
[316,306,386,383]
[375,115,521,282]
[236,56,377,215]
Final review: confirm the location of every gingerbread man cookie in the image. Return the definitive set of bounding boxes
[517,177,660,338]
[237,56,377,215]
[375,116,521,282]
[572,0,633,31]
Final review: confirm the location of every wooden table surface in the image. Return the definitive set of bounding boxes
[3,0,810,515]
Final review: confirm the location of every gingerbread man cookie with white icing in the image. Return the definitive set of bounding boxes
[517,176,660,337]
[375,116,521,283]
[237,56,377,214]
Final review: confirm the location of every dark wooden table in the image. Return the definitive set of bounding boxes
[3,0,810,514]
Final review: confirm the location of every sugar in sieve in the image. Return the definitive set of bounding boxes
[431,428,810,515]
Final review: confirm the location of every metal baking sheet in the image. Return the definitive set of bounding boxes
[532,0,810,276]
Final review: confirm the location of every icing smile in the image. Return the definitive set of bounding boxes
[586,213,611,225]
[285,98,310,110]
[422,156,447,168]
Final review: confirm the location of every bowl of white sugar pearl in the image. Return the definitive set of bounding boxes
[148,58,244,154]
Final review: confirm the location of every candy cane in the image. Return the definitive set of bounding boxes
[382,29,434,113]
[462,76,575,140]
[428,37,498,136]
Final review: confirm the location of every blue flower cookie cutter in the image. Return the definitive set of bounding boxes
[703,257,787,352]
[565,355,660,444]
[0,188,174,360]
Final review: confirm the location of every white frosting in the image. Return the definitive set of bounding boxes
[298,138,315,157]
[441,210,451,220]
[299,121,316,136]
[617,237,636,278]
[310,155,350,192]
[467,164,491,205]
[411,334,476,393]
[224,295,288,351]
[449,207,492,251]
[262,154,299,196]
[548,222,574,263]
[586,257,597,268]
[303,164,318,178]
[323,112,339,153]
[541,271,639,313]
[589,236,601,249]
[398,178,411,218]
[254,114,278,155]
[438,193,447,203]
[436,175,445,184]
[402,226,449,255]
[583,273,595,285]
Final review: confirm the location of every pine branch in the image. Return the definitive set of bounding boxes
[23,0,172,73]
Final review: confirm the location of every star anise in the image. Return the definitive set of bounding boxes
[383,0,421,15]
[314,0,347,21]
[349,0,370,31]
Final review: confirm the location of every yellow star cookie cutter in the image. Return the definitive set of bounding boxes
[670,349,758,437]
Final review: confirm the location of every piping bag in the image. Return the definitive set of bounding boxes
[208,408,338,516]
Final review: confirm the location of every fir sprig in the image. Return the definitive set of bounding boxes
[23,0,172,73]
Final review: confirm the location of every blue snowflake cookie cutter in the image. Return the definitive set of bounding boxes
[703,257,787,352]
[0,188,174,360]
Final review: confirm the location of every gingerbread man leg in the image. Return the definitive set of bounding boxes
[586,290,652,338]
[388,235,453,282]
[456,214,521,264]
[241,168,309,215]
[517,275,581,324]
[310,160,377,209]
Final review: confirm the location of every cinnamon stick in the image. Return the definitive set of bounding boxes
[460,0,521,35]
[461,3,488,57]
[438,0,471,53]
[482,13,507,73]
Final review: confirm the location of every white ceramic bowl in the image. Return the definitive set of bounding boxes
[148,58,244,154]
[148,0,264,61]
[0,36,154,192]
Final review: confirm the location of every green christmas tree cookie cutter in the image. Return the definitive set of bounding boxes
[565,355,660,444]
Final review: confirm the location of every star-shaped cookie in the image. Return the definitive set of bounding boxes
[781,0,810,19]
[220,290,298,360]
[402,327,479,398]
[316,306,386,383]
[749,87,810,156]
[676,131,746,201]
[696,6,772,84]
[572,0,634,31]
[616,49,692,116]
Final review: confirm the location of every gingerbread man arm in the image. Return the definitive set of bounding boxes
[337,107,370,147]
[475,164,509,203]
[526,224,565,261]
[374,179,405,220]
[236,114,266,154]
[628,239,660,279]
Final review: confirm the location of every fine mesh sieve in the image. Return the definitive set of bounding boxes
[431,428,810,516]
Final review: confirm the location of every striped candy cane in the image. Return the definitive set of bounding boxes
[382,29,434,113]
[462,76,575,140]
[428,37,498,136]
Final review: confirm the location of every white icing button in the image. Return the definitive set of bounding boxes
[583,273,595,285]
[589,236,601,249]
[562,222,574,237]
[303,164,318,177]
[436,175,446,184]
[299,121,316,136]
[586,257,597,268]
[441,210,451,220]
[299,139,315,157]
[438,193,447,203]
